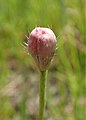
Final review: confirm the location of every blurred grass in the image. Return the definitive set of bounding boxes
[0,0,85,120]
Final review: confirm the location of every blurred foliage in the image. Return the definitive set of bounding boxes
[0,0,85,120]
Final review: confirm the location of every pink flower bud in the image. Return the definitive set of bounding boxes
[28,27,57,71]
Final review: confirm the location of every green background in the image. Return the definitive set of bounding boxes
[0,0,85,120]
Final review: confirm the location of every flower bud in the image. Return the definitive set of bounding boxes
[28,27,57,71]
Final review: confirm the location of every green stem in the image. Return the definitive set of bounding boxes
[38,70,48,120]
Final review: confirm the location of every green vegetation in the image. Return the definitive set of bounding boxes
[0,0,85,120]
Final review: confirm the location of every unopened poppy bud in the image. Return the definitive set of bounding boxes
[28,27,57,71]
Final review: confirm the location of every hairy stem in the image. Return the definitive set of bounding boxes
[38,70,48,120]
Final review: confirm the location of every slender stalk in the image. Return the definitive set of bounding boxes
[38,70,48,120]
